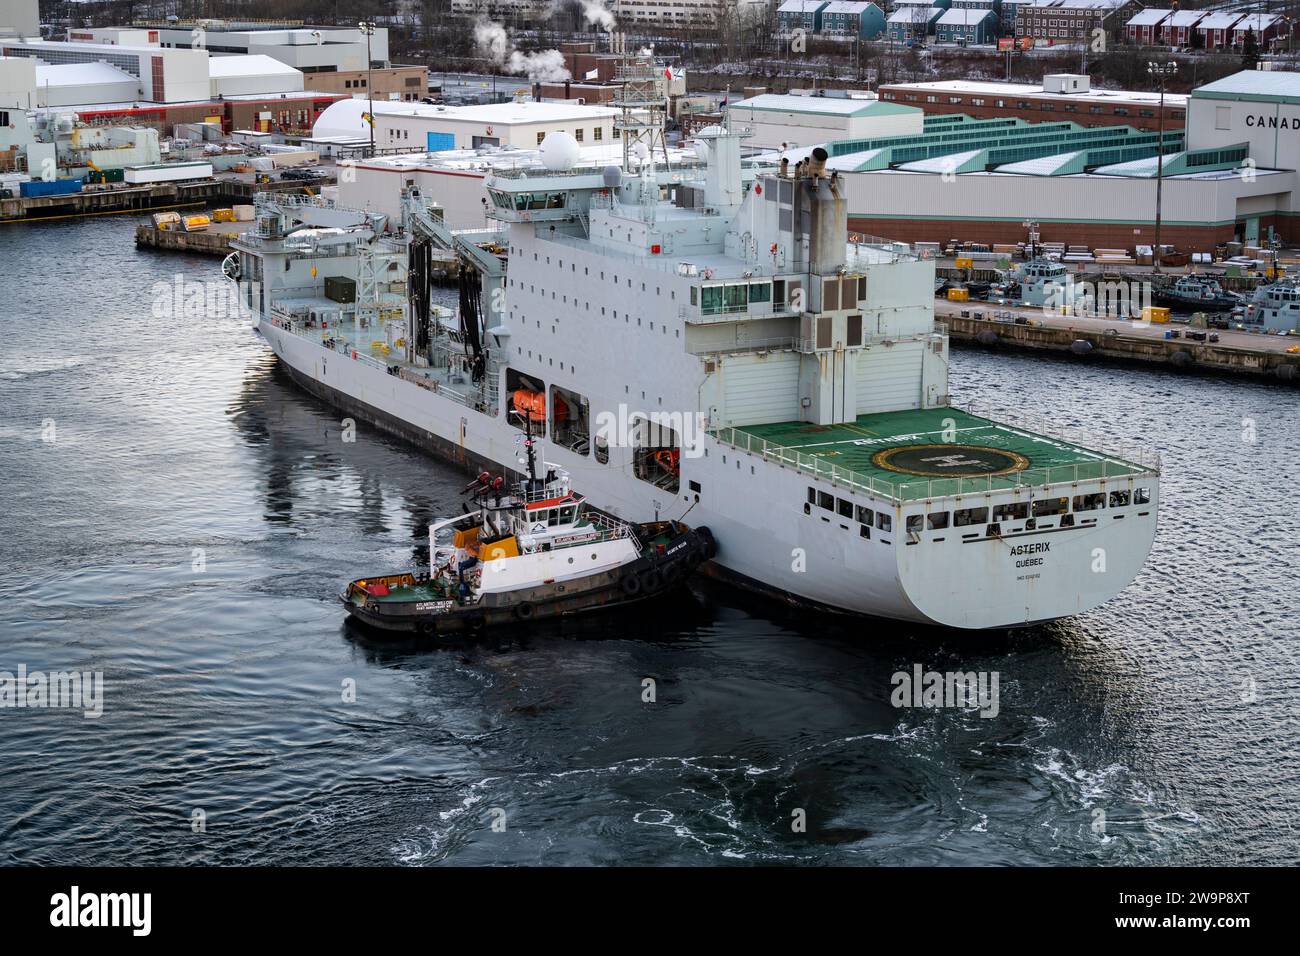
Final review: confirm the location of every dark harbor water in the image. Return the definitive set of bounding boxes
[1,217,1297,866]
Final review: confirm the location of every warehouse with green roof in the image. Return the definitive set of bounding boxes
[739,71,1298,253]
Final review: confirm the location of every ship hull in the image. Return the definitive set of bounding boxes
[343,524,716,635]
[258,319,1158,630]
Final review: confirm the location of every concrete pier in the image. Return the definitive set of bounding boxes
[0,177,333,223]
[936,302,1300,384]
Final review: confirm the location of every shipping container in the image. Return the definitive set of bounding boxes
[1142,307,1171,324]
[325,276,357,304]
[123,162,215,185]
[20,178,83,198]
[83,168,126,185]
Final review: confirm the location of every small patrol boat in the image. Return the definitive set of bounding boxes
[1152,275,1241,313]
[342,418,716,634]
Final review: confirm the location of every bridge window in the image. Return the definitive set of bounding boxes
[838,499,854,519]
[1134,487,1150,504]
[927,512,949,530]
[1109,490,1131,508]
[876,512,892,532]
[953,506,988,527]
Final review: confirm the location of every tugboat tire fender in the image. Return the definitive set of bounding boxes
[515,601,535,620]
[641,569,663,592]
[620,574,643,596]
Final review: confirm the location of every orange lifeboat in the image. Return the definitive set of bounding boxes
[653,449,680,476]
[512,390,568,424]
[512,389,546,423]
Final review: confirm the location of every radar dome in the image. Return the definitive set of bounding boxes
[602,165,622,187]
[538,131,580,171]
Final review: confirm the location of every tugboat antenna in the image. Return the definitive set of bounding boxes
[519,410,540,489]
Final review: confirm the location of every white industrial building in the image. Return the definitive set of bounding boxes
[208,54,303,98]
[0,56,143,108]
[67,27,161,46]
[0,38,213,104]
[0,35,310,109]
[0,0,37,38]
[149,24,389,73]
[726,93,924,150]
[312,99,618,151]
[1185,70,1300,171]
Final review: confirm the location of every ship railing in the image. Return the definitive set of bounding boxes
[846,235,919,264]
[691,326,945,357]
[516,518,633,554]
[710,422,1160,505]
[958,401,1162,476]
[692,336,813,357]
[269,312,498,410]
[581,511,635,541]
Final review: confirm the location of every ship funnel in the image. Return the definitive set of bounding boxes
[807,147,828,179]
[808,174,846,276]
[779,157,789,178]
[698,126,743,209]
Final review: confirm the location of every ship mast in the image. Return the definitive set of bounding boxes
[611,32,671,171]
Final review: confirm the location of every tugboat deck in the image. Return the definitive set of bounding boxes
[729,407,1149,497]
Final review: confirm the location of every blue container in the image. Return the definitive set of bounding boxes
[20,178,83,198]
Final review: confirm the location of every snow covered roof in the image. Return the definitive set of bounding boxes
[822,1,877,13]
[1232,13,1281,32]
[777,0,828,12]
[730,93,913,116]
[312,98,617,138]
[937,8,996,25]
[33,61,138,89]
[1192,69,1300,105]
[1126,10,1170,27]
[1164,11,1205,27]
[208,54,302,79]
[1196,13,1245,30]
[994,150,1087,175]
[888,7,943,23]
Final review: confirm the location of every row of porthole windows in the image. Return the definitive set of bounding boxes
[507,250,676,301]
[806,486,1152,537]
[806,488,892,539]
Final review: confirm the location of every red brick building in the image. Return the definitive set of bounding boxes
[878,76,1187,133]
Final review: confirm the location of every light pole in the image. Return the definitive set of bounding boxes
[1148,60,1177,274]
[359,21,376,158]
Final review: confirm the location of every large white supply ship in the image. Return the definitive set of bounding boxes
[224,84,1160,629]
